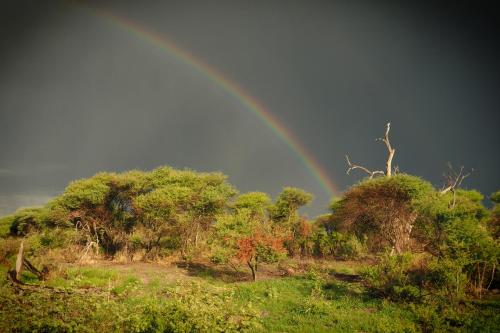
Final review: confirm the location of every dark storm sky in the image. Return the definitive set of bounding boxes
[1,0,499,216]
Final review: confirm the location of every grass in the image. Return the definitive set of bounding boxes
[1,261,499,332]
[231,277,418,332]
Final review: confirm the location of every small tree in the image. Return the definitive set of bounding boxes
[418,189,497,297]
[334,174,434,254]
[41,166,236,260]
[212,192,285,281]
[269,187,312,256]
[269,187,313,224]
[134,170,236,260]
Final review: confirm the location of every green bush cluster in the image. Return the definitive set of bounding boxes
[330,174,499,301]
[363,252,420,301]
[0,281,260,333]
[311,230,366,259]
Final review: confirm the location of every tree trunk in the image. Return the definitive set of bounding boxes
[386,148,395,177]
[194,225,199,248]
[383,123,395,177]
[247,260,257,282]
[15,241,24,281]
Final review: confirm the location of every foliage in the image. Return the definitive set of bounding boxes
[212,193,286,281]
[363,251,420,301]
[333,174,435,254]
[0,278,260,332]
[415,189,498,297]
[269,187,313,225]
[7,206,48,236]
[489,190,500,238]
[0,164,499,331]
[311,229,366,259]
[268,187,313,256]
[2,166,237,260]
[0,214,14,238]
[233,192,271,216]
[490,191,500,204]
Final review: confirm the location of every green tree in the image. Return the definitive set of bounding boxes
[333,174,434,254]
[212,192,285,281]
[489,191,500,238]
[270,187,312,225]
[7,207,48,236]
[133,169,236,260]
[269,187,313,256]
[27,166,237,259]
[418,189,497,297]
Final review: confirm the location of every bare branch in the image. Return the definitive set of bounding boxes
[345,155,385,179]
[440,163,473,195]
[376,123,396,177]
[345,122,397,179]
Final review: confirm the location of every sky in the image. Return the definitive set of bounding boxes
[1,0,499,217]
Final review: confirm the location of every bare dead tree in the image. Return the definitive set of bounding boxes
[345,122,396,178]
[440,163,473,208]
[376,122,396,177]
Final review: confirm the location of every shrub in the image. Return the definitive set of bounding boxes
[363,251,420,301]
[333,174,434,254]
[8,207,48,236]
[312,228,336,257]
[337,234,366,260]
[311,229,365,259]
[424,257,468,300]
[212,205,286,281]
[123,282,260,332]
[0,238,20,265]
[39,229,78,249]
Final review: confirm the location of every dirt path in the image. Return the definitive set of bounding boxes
[74,258,372,284]
[79,261,192,284]
[77,260,283,284]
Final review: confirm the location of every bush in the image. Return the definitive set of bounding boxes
[337,234,366,260]
[333,174,435,254]
[311,228,337,257]
[39,229,78,249]
[0,238,20,265]
[0,215,14,238]
[424,257,468,300]
[8,207,48,236]
[90,281,260,332]
[363,251,420,301]
[311,229,365,259]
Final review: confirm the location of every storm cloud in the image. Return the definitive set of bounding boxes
[1,0,499,216]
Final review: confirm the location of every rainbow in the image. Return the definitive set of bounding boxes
[78,4,337,197]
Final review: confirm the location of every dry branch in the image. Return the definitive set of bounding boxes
[345,155,384,179]
[376,122,396,177]
[345,122,396,178]
[440,163,472,194]
[439,163,473,208]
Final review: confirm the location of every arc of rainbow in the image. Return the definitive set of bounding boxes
[80,5,337,197]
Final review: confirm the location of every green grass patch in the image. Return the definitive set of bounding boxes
[1,264,499,332]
